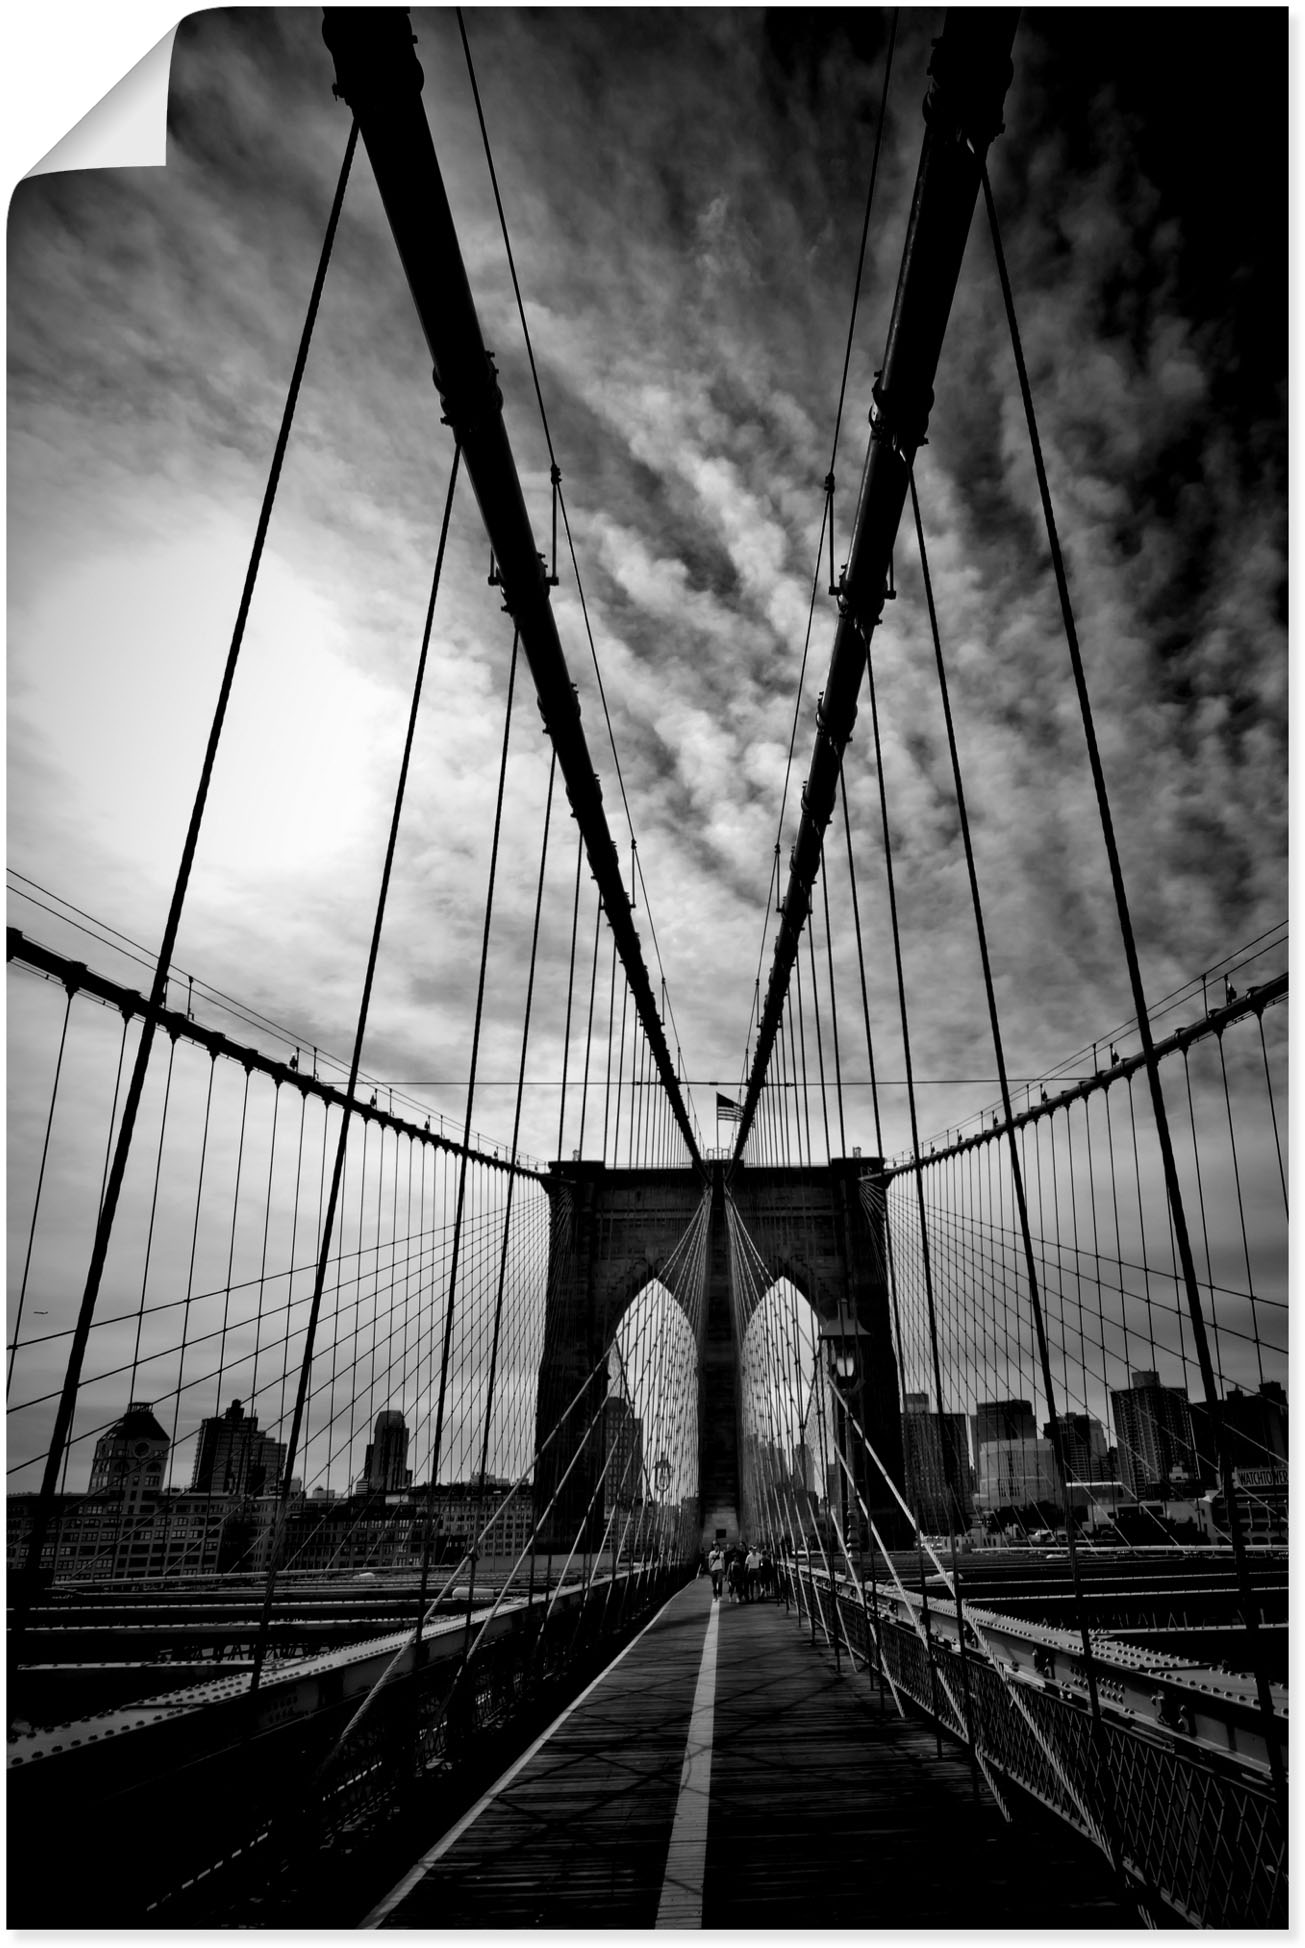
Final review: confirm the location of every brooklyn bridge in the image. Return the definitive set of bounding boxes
[7,7,1285,1929]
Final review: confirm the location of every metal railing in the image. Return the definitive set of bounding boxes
[8,1559,694,1926]
[781,1560,1285,1928]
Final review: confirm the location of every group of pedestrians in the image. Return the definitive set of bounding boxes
[705,1541,777,1603]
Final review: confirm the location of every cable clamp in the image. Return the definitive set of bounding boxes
[547,466,562,586]
[870,377,930,461]
[824,471,841,596]
[435,350,503,445]
[924,30,1011,152]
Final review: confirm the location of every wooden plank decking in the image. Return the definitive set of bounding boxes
[366,1578,1136,1929]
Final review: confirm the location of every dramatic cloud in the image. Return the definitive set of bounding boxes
[8,11,1285,1484]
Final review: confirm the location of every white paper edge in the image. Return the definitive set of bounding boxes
[6,4,182,186]
[29,30,179,178]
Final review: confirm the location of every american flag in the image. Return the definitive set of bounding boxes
[716,1092,744,1124]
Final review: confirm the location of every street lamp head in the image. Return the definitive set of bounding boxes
[819,1306,868,1387]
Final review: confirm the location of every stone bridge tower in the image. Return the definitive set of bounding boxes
[533,1159,907,1553]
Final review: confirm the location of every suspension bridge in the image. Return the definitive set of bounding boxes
[6,7,1286,1930]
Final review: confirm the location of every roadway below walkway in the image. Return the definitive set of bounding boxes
[363,1576,1136,1929]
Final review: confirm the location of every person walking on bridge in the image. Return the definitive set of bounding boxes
[708,1545,723,1599]
[727,1549,746,1604]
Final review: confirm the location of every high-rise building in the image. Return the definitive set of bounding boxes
[1198,1466,1288,1548]
[190,1398,285,1499]
[1191,1380,1287,1481]
[1110,1370,1198,1498]
[901,1393,973,1531]
[89,1401,169,1510]
[8,1488,240,1582]
[974,1438,1059,1514]
[970,1398,1035,1470]
[758,1440,787,1494]
[359,1409,412,1494]
[603,1394,644,1510]
[1044,1413,1110,1482]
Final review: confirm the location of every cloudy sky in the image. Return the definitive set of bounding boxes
[6,11,1287,1484]
[8,7,1285,1170]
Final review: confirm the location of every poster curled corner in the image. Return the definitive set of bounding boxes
[27,26,179,179]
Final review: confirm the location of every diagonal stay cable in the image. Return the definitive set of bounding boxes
[10,986,74,1392]
[14,121,360,1624]
[473,749,558,1502]
[825,7,899,476]
[424,627,521,1504]
[741,13,898,1074]
[248,441,464,1690]
[908,465,1134,1892]
[455,9,690,1113]
[982,163,1286,1821]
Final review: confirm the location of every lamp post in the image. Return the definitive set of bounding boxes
[653,1455,671,1569]
[820,1307,869,1560]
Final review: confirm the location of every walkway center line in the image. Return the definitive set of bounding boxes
[655,1594,720,1928]
[360,1583,688,1929]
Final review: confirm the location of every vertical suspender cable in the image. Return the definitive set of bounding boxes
[10,985,74,1390]
[601,936,618,1162]
[982,170,1284,1812]
[840,779,885,1155]
[1214,1031,1265,1383]
[1255,1013,1287,1213]
[170,1054,218,1481]
[795,951,813,1165]
[16,121,360,1618]
[213,1067,252,1436]
[805,925,831,1162]
[249,1083,284,1439]
[820,844,847,1156]
[861,639,982,1780]
[125,1034,179,1415]
[249,440,464,1689]
[786,1000,804,1168]
[97,1011,131,1214]
[577,893,602,1157]
[556,831,585,1160]
[423,625,518,1504]
[473,749,557,1541]
[910,467,1141,1898]
[613,978,630,1165]
[1180,1051,1225,1395]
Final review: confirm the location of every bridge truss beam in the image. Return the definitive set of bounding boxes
[322,7,700,1170]
[6,926,540,1179]
[734,8,1019,1158]
[884,970,1288,1176]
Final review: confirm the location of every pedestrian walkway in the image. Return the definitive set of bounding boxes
[364,1577,1135,1929]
